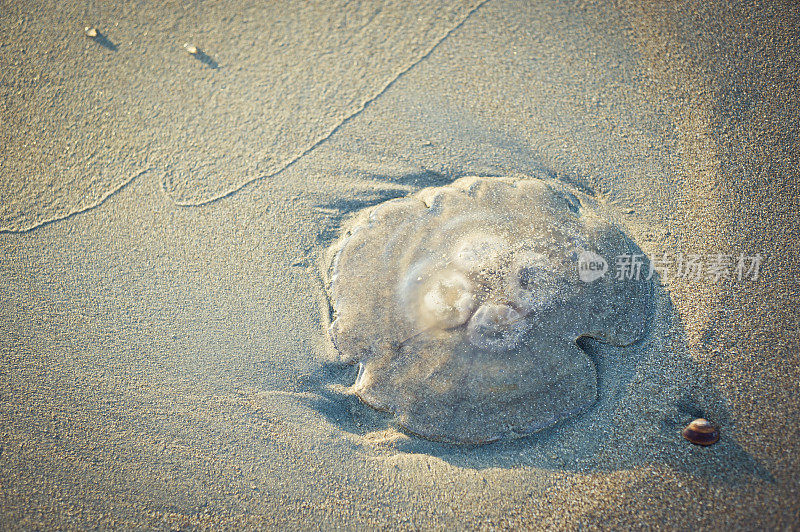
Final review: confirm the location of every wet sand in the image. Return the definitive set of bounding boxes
[1,0,798,528]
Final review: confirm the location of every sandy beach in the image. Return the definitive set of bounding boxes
[1,0,798,528]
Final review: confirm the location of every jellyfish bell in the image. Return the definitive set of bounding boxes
[326,175,652,443]
[451,233,509,275]
[418,269,477,330]
[466,302,527,351]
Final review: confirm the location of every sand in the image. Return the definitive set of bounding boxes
[1,0,798,529]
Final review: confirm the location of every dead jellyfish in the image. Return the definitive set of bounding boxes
[503,251,561,313]
[453,233,508,274]
[466,302,526,351]
[325,175,652,443]
[419,269,477,329]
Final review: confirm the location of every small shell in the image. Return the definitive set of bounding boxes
[682,418,720,446]
[84,26,98,38]
[184,43,199,55]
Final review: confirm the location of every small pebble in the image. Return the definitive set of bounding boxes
[184,43,199,55]
[84,26,98,38]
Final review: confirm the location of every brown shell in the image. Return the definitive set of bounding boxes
[682,418,720,446]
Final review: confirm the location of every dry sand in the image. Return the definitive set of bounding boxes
[1,0,799,529]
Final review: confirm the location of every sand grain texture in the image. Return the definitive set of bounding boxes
[1,0,798,529]
[0,0,483,230]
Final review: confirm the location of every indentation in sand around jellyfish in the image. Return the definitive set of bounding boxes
[326,176,652,444]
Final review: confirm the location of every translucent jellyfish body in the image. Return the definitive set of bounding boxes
[326,176,652,443]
